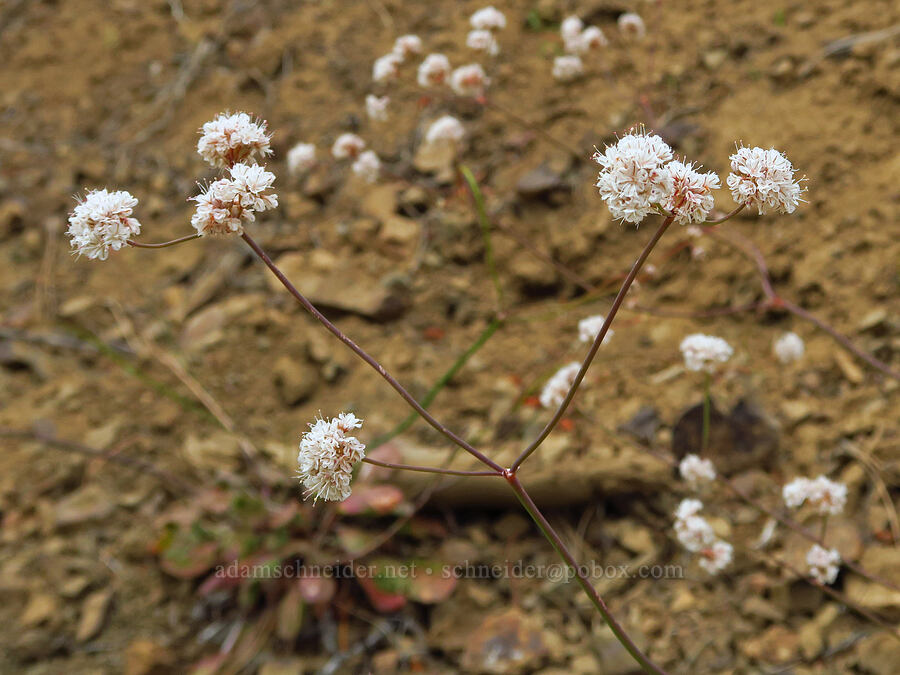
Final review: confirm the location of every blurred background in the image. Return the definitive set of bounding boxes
[1,0,898,673]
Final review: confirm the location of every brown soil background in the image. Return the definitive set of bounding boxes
[1,0,898,673]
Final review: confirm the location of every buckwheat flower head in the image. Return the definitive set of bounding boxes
[663,161,721,224]
[679,454,717,486]
[351,150,381,183]
[190,163,277,236]
[783,475,847,515]
[675,498,704,521]
[675,513,716,553]
[425,115,465,145]
[806,544,841,585]
[727,146,803,214]
[365,94,390,122]
[450,63,489,97]
[680,334,733,373]
[67,189,141,260]
[373,52,403,83]
[197,112,272,169]
[699,540,733,574]
[593,129,674,224]
[577,315,613,345]
[470,6,506,31]
[287,142,316,176]
[297,413,366,502]
[332,133,366,160]
[552,55,584,82]
[618,12,646,40]
[466,29,500,56]
[773,331,805,364]
[540,361,581,409]
[392,34,423,60]
[417,53,451,87]
[560,16,584,45]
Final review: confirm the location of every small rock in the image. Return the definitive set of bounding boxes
[20,592,59,627]
[379,216,420,250]
[702,49,728,70]
[183,431,243,472]
[273,355,320,406]
[413,140,457,184]
[462,608,547,674]
[257,658,305,675]
[125,639,177,675]
[833,349,864,384]
[740,625,799,664]
[515,163,569,200]
[76,588,113,642]
[856,633,900,675]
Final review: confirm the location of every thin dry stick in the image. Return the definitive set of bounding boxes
[127,233,201,248]
[239,231,504,474]
[0,426,192,495]
[512,214,675,471]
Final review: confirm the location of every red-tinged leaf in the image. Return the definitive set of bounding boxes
[423,326,445,341]
[357,575,407,613]
[268,501,300,529]
[160,541,220,579]
[406,562,457,603]
[335,525,378,557]
[298,575,336,605]
[523,395,541,409]
[337,485,405,516]
[276,586,305,641]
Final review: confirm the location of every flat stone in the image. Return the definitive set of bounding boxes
[273,355,320,406]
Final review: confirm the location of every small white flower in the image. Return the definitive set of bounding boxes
[560,16,584,45]
[470,6,506,31]
[675,498,704,521]
[450,63,489,97]
[680,334,733,373]
[365,94,390,122]
[675,514,716,553]
[466,29,500,56]
[783,476,847,515]
[197,112,272,169]
[190,163,277,236]
[663,161,721,224]
[806,544,841,585]
[552,55,584,82]
[332,133,366,160]
[539,361,581,409]
[577,315,613,345]
[579,26,609,51]
[392,34,423,60]
[699,540,733,574]
[618,12,646,40]
[67,189,142,260]
[679,454,717,487]
[298,413,366,502]
[773,331,805,364]
[417,53,451,87]
[373,52,403,83]
[593,129,674,224]
[727,146,804,214]
[286,143,316,176]
[425,115,465,145]
[351,150,381,183]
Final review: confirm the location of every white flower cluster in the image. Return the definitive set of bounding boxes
[679,454,716,487]
[577,315,613,345]
[425,115,465,146]
[190,163,278,236]
[680,334,734,373]
[365,94,390,122]
[418,53,451,88]
[393,34,423,59]
[467,29,499,56]
[674,499,732,574]
[351,150,381,183]
[552,55,584,82]
[67,189,142,260]
[539,362,581,409]
[560,16,607,55]
[727,146,804,214]
[773,331,805,364]
[287,142,316,176]
[806,544,841,585]
[593,129,675,224]
[618,13,646,40]
[783,476,847,515]
[332,133,366,160]
[373,34,423,83]
[297,413,366,502]
[664,161,721,225]
[451,63,490,97]
[470,6,506,31]
[196,112,272,169]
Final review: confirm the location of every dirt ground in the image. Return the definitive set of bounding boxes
[1,0,899,673]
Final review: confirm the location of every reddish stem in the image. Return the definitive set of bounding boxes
[362,457,500,477]
[127,233,201,248]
